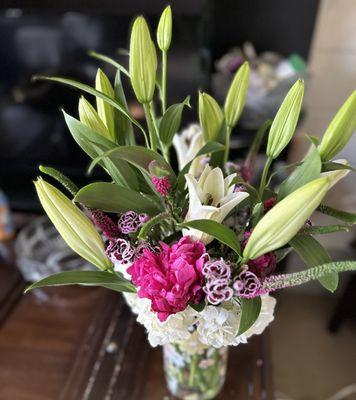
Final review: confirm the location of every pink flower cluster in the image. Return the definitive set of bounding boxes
[202,259,233,305]
[128,237,206,322]
[151,175,171,197]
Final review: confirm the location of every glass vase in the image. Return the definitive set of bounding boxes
[163,342,228,399]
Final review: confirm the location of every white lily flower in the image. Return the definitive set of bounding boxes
[173,123,206,177]
[184,165,249,244]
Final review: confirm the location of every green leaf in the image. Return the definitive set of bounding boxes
[176,141,225,191]
[63,112,139,190]
[88,145,176,185]
[300,224,350,235]
[159,96,191,145]
[138,212,170,240]
[289,235,338,292]
[275,247,293,263]
[74,182,161,215]
[278,149,321,200]
[317,204,356,224]
[34,75,148,141]
[189,300,206,313]
[322,161,356,173]
[229,177,260,204]
[237,297,262,336]
[114,70,135,145]
[250,202,263,227]
[89,50,130,77]
[25,270,136,293]
[179,219,241,255]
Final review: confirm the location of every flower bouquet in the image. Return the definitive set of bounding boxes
[26,6,356,400]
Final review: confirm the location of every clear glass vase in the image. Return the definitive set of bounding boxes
[163,343,228,399]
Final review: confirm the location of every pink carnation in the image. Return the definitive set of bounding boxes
[127,236,206,322]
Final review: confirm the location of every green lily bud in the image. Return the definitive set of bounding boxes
[224,61,250,128]
[129,16,157,103]
[157,5,172,52]
[266,79,304,159]
[243,172,347,260]
[34,178,111,271]
[199,92,224,142]
[318,91,356,161]
[95,69,116,142]
[78,96,110,140]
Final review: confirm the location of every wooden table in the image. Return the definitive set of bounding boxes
[0,250,274,400]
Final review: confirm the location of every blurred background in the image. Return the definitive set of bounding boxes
[0,1,355,399]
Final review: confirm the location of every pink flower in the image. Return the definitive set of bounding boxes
[106,238,135,265]
[202,258,231,281]
[263,197,276,213]
[203,278,233,305]
[151,175,171,197]
[243,231,276,280]
[127,236,206,322]
[233,269,261,298]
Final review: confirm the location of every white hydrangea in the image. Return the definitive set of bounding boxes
[123,293,276,350]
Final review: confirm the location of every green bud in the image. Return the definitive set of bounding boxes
[199,92,224,142]
[243,171,348,260]
[224,61,250,128]
[95,69,116,142]
[266,79,304,159]
[318,91,356,161]
[148,160,170,178]
[157,5,172,52]
[34,178,111,271]
[129,16,157,103]
[78,96,111,140]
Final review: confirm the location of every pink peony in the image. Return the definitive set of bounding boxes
[127,236,206,322]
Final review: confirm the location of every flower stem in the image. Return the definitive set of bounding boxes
[223,125,232,165]
[189,355,198,387]
[143,102,157,151]
[161,50,168,114]
[258,157,273,198]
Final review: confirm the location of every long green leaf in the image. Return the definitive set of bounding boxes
[25,270,136,293]
[317,204,356,224]
[114,70,135,146]
[159,96,191,145]
[237,297,262,336]
[89,50,130,77]
[179,220,241,255]
[290,235,338,291]
[63,112,139,190]
[300,224,350,235]
[75,182,161,215]
[87,145,176,184]
[138,212,170,239]
[278,148,321,200]
[322,161,356,173]
[34,75,148,141]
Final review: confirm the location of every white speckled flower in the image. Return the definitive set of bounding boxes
[184,165,249,244]
[173,123,206,177]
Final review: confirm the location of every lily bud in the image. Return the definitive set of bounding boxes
[157,5,172,52]
[34,178,111,271]
[224,61,250,128]
[243,175,343,260]
[78,96,110,140]
[95,69,116,142]
[318,91,356,161]
[266,79,304,159]
[199,92,224,142]
[129,16,157,103]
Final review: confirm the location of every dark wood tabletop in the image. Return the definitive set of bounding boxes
[0,243,274,400]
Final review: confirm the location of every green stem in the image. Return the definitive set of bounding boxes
[223,125,232,165]
[189,355,198,387]
[143,102,157,151]
[258,157,273,198]
[149,102,170,163]
[161,50,168,114]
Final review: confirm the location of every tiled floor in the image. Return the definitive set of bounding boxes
[271,291,356,400]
